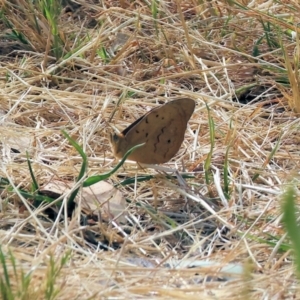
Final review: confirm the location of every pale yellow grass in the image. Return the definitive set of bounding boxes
[0,0,300,299]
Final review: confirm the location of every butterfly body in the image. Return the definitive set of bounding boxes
[110,98,195,164]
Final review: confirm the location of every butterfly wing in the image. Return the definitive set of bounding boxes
[120,98,195,164]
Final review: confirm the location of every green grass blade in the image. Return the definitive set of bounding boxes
[61,130,87,212]
[281,184,300,278]
[204,104,215,185]
[223,146,230,199]
[83,143,145,187]
[26,151,39,191]
[0,247,13,300]
[252,132,282,181]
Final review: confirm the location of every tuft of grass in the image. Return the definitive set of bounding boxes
[0,247,71,300]
[0,0,65,59]
[44,251,71,300]
[0,246,32,300]
[97,46,110,63]
[37,0,64,59]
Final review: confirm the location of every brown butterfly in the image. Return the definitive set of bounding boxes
[110,98,195,164]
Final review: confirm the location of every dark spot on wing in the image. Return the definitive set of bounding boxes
[153,126,168,152]
[145,132,148,137]
[145,117,149,123]
[167,139,171,143]
[136,130,139,133]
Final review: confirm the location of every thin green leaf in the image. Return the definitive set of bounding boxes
[83,143,145,187]
[26,151,39,191]
[204,103,215,185]
[61,130,87,212]
[281,184,300,278]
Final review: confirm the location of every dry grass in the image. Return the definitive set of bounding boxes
[1,0,300,299]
